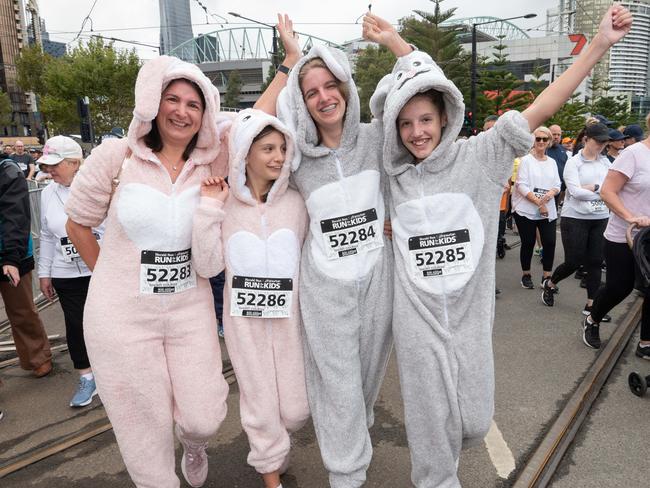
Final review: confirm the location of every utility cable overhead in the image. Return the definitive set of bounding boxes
[72,0,100,41]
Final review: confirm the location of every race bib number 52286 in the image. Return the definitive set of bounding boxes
[230,276,293,318]
[320,208,383,259]
[139,249,196,294]
[408,229,473,278]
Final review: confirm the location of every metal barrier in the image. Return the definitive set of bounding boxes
[27,179,48,302]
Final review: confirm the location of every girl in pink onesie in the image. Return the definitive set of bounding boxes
[64,56,230,488]
[194,108,309,488]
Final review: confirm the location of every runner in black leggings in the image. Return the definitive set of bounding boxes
[582,113,650,351]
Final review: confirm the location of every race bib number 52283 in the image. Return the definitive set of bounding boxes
[139,249,196,294]
[320,208,383,259]
[230,276,293,318]
[408,229,473,278]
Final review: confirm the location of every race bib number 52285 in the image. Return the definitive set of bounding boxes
[408,229,473,278]
[320,208,383,259]
[230,276,293,318]
[139,249,196,294]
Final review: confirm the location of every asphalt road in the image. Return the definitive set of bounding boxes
[1,228,648,487]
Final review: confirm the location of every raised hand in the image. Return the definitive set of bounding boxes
[362,12,412,57]
[201,176,229,203]
[277,13,300,65]
[598,4,633,46]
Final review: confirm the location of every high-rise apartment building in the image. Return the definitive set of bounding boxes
[159,0,194,56]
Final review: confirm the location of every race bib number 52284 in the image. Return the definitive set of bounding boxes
[230,276,293,318]
[320,208,383,259]
[139,249,196,294]
[408,229,473,278]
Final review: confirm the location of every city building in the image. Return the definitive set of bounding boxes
[159,0,194,56]
[0,0,39,138]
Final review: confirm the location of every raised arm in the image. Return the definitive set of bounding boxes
[253,14,301,115]
[362,12,412,57]
[522,4,632,131]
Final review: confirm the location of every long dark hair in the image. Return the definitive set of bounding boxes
[143,78,206,161]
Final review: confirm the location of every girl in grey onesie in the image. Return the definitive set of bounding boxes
[366,5,632,487]
[257,13,418,488]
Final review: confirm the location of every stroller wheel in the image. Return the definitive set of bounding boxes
[628,372,648,397]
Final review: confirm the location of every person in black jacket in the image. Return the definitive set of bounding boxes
[0,158,52,377]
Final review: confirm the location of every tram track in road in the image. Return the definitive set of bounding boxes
[512,295,643,488]
[0,360,236,479]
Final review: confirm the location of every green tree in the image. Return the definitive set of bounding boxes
[354,45,395,122]
[16,37,140,136]
[587,75,635,127]
[477,36,532,123]
[223,70,242,108]
[546,94,588,137]
[399,0,471,101]
[0,90,12,127]
[260,44,287,92]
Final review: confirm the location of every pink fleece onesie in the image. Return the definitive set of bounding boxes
[65,56,231,488]
[193,109,310,474]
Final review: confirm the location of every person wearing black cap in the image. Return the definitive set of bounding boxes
[583,113,650,351]
[542,123,612,320]
[623,124,644,147]
[606,128,625,162]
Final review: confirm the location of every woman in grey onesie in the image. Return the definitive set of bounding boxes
[367,5,632,487]
[255,13,416,488]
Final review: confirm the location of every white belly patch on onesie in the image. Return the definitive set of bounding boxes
[117,183,200,294]
[305,170,385,280]
[393,193,484,294]
[227,229,299,318]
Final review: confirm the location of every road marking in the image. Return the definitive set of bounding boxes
[484,420,516,478]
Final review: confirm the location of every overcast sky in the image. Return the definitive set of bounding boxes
[40,0,561,59]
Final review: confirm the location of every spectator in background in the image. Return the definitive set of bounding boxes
[3,144,13,157]
[10,140,35,180]
[562,136,574,156]
[483,114,498,131]
[547,125,568,207]
[623,124,644,147]
[0,157,53,377]
[607,129,625,162]
[209,271,225,337]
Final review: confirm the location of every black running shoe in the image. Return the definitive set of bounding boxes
[541,279,555,306]
[574,269,587,279]
[582,316,601,349]
[636,343,650,360]
[521,274,534,289]
[582,305,611,322]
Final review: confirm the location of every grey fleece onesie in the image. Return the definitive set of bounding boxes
[370,51,533,487]
[276,45,395,488]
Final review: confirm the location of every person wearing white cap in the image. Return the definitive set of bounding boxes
[37,135,105,407]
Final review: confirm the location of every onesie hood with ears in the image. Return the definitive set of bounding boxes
[228,109,297,206]
[369,51,465,176]
[276,44,361,164]
[127,55,231,168]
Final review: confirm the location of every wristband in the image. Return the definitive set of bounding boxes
[594,184,600,193]
[277,64,290,75]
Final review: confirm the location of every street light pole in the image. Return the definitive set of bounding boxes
[228,12,278,66]
[469,13,537,133]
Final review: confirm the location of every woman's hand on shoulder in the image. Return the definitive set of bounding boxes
[201,177,229,202]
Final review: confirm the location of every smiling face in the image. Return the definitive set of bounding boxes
[533,129,551,153]
[245,129,287,189]
[155,79,204,149]
[300,66,347,133]
[397,94,447,163]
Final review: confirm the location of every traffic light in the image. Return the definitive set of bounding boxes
[77,97,94,144]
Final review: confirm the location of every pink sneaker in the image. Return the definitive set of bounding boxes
[175,425,209,487]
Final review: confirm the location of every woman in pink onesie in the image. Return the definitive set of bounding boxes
[64,56,230,488]
[194,108,309,488]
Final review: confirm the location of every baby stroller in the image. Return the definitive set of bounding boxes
[626,224,650,397]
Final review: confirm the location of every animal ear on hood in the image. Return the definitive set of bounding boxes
[132,55,179,122]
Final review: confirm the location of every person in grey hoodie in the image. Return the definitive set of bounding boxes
[367,5,632,487]
[254,13,415,488]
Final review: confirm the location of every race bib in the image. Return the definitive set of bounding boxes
[320,208,383,259]
[59,233,100,263]
[533,187,549,199]
[588,199,607,213]
[408,229,473,278]
[139,249,195,294]
[230,276,293,318]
